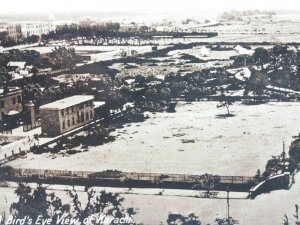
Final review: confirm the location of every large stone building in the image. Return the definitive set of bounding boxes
[40,95,94,136]
[4,16,56,41]
[7,24,22,41]
[0,87,23,121]
[20,21,56,39]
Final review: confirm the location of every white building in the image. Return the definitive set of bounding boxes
[40,95,95,136]
[5,16,56,40]
[20,17,56,38]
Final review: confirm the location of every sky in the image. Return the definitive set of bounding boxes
[0,0,300,15]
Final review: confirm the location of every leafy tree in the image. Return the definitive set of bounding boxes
[251,47,271,71]
[263,152,286,177]
[139,26,149,33]
[47,47,76,69]
[67,188,135,225]
[193,174,220,198]
[282,204,300,225]
[167,213,201,225]
[217,93,234,116]
[105,23,121,32]
[244,70,268,102]
[10,184,137,225]
[23,83,43,106]
[10,184,70,224]
[160,87,172,102]
[106,89,125,112]
[215,217,239,225]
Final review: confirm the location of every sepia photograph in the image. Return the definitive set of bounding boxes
[0,0,300,224]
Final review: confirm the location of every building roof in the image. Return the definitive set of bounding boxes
[40,95,94,110]
[199,46,210,55]
[7,61,26,68]
[234,45,254,55]
[0,87,22,97]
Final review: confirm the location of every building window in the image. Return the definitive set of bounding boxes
[12,98,16,105]
[86,112,89,120]
[77,111,80,122]
[90,111,93,119]
[17,96,21,103]
[61,110,64,116]
[80,103,84,109]
[81,113,84,122]
[72,117,75,125]
[66,108,69,114]
[0,100,4,108]
[67,120,70,127]
[62,121,65,129]
[71,107,74,113]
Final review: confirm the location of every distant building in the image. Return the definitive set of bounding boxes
[40,95,94,136]
[7,24,22,41]
[4,16,56,41]
[0,28,8,43]
[20,22,55,38]
[119,23,138,32]
[0,87,23,121]
[7,61,27,69]
[21,16,56,38]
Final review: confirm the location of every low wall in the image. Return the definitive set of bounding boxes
[0,168,255,192]
[249,172,290,199]
[0,136,38,160]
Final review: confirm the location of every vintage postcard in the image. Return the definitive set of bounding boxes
[0,0,299,224]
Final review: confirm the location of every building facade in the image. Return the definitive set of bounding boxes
[7,24,22,41]
[4,16,56,41]
[20,21,56,39]
[0,88,23,121]
[40,95,94,136]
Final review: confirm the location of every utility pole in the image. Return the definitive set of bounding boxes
[283,140,286,161]
[226,186,230,224]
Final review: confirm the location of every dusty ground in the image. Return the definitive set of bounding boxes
[7,101,300,176]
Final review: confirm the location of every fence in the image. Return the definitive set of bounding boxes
[0,168,255,187]
[23,120,41,132]
[0,136,37,161]
[0,130,12,135]
[50,68,71,75]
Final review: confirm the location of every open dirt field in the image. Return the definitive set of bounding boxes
[8,101,300,176]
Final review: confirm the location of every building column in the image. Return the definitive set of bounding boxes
[25,101,35,126]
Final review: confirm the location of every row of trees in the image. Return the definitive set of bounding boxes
[0,49,42,68]
[0,47,78,89]
[0,35,40,48]
[233,45,300,91]
[7,181,300,225]
[220,10,276,21]
[5,183,239,225]
[0,23,152,47]
[8,184,136,225]
[22,79,90,107]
